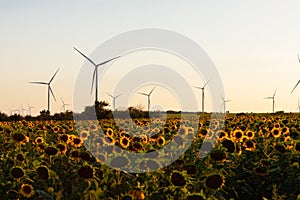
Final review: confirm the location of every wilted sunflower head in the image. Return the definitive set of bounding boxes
[12,132,28,143]
[36,166,49,180]
[20,183,35,198]
[171,172,186,187]
[222,139,235,153]
[78,165,94,179]
[44,146,58,156]
[11,167,24,179]
[205,174,224,189]
[210,150,227,162]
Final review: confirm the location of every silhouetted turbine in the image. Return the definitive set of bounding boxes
[106,93,122,111]
[265,89,277,113]
[138,86,156,113]
[193,79,211,113]
[30,68,59,112]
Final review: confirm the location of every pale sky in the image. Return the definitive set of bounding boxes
[1,1,300,115]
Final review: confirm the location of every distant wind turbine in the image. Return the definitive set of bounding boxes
[138,86,156,113]
[291,54,300,94]
[29,68,59,113]
[221,96,231,114]
[193,79,211,114]
[27,104,35,116]
[106,93,122,111]
[61,98,70,112]
[20,105,26,116]
[296,99,300,112]
[265,89,277,113]
[73,47,121,102]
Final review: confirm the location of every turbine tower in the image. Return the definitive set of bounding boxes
[138,86,156,113]
[61,98,70,112]
[74,47,121,102]
[193,79,210,114]
[221,96,230,114]
[30,68,59,113]
[291,54,300,94]
[106,93,122,111]
[265,89,277,113]
[20,105,26,116]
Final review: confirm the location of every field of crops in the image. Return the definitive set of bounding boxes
[0,113,299,200]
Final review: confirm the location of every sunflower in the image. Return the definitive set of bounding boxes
[12,132,28,144]
[35,136,44,144]
[78,165,94,179]
[88,123,98,132]
[80,130,90,141]
[216,130,229,141]
[274,122,280,129]
[15,153,25,162]
[11,167,24,179]
[295,142,300,152]
[231,129,244,143]
[72,137,83,147]
[52,126,60,133]
[58,134,69,143]
[20,184,35,198]
[120,137,130,149]
[210,150,227,162]
[44,146,58,156]
[156,135,165,146]
[80,151,91,161]
[281,126,289,135]
[198,129,208,138]
[245,130,255,140]
[185,165,197,176]
[271,128,281,138]
[103,136,115,145]
[56,143,67,155]
[106,128,114,137]
[243,140,256,151]
[36,166,49,179]
[171,172,186,187]
[205,174,225,189]
[221,139,235,153]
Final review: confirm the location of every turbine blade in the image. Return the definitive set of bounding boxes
[106,92,113,98]
[29,82,48,85]
[49,68,60,84]
[203,78,212,88]
[115,94,122,98]
[149,86,156,95]
[273,89,277,97]
[91,69,96,94]
[49,86,56,101]
[192,86,202,89]
[74,47,97,66]
[291,80,300,94]
[138,92,148,96]
[265,97,273,99]
[96,56,121,66]
[298,53,300,63]
[61,98,64,104]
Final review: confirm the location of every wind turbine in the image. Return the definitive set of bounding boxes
[138,86,156,113]
[106,93,122,111]
[29,68,59,113]
[27,104,35,116]
[61,98,70,112]
[265,89,277,113]
[20,105,26,116]
[73,47,121,102]
[291,54,300,94]
[296,99,300,112]
[193,79,211,114]
[221,96,231,114]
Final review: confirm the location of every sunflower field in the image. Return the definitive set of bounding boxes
[0,113,299,200]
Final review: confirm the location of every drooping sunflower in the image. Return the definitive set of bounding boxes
[221,139,235,153]
[171,171,186,187]
[110,156,129,168]
[36,166,49,180]
[56,143,67,155]
[58,134,69,143]
[210,150,227,162]
[20,183,35,198]
[205,174,225,189]
[11,167,25,179]
[78,165,94,179]
[216,130,229,141]
[44,146,58,156]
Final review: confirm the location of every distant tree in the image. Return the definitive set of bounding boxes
[0,112,9,121]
